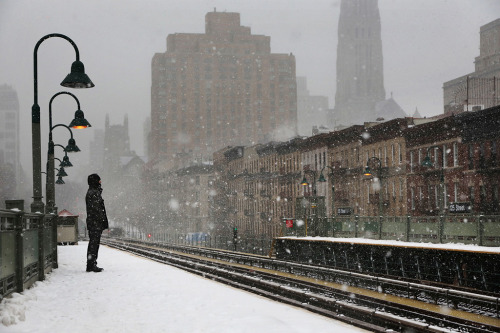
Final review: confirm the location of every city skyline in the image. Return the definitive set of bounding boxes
[1,0,499,178]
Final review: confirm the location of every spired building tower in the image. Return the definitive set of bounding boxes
[332,0,405,128]
[150,10,297,166]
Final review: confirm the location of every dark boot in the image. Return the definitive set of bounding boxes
[87,265,104,272]
[86,261,103,272]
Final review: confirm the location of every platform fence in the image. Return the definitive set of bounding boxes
[0,202,58,301]
[283,215,500,246]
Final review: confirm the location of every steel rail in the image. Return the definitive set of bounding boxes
[102,238,500,332]
[105,236,500,318]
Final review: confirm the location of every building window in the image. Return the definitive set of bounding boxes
[469,186,475,204]
[391,144,395,166]
[410,151,414,173]
[384,146,388,166]
[468,144,474,169]
[399,179,404,200]
[454,183,459,203]
[428,185,434,209]
[411,188,415,210]
[479,142,486,169]
[433,147,439,168]
[442,144,447,168]
[480,185,486,205]
[398,143,403,164]
[453,142,458,167]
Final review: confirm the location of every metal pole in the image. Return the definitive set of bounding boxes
[31,34,81,213]
[45,141,55,213]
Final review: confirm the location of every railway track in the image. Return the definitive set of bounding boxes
[102,238,499,332]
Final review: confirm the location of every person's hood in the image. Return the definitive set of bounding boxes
[88,174,101,188]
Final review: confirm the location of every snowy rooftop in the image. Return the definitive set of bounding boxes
[279,237,500,254]
[0,242,363,333]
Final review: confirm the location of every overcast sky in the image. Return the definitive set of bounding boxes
[1,0,499,171]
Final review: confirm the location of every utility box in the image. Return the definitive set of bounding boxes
[57,209,79,245]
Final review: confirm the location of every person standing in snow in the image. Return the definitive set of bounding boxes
[85,173,109,272]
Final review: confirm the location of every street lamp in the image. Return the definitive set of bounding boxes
[301,169,318,196]
[364,156,384,216]
[46,124,81,213]
[54,148,73,168]
[422,145,445,215]
[31,33,94,213]
[55,172,66,185]
[318,166,335,216]
[300,169,319,236]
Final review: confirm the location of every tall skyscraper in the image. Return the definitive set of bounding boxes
[0,84,20,201]
[296,77,329,136]
[443,19,500,113]
[0,85,20,170]
[333,0,404,128]
[150,10,297,166]
[103,114,132,182]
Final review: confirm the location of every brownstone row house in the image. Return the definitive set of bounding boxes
[210,106,500,240]
[405,107,500,216]
[212,139,303,238]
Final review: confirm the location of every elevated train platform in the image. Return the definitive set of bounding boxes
[275,237,500,293]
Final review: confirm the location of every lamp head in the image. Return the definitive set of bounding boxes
[421,156,434,168]
[60,60,95,88]
[69,109,92,129]
[318,173,327,182]
[56,167,68,177]
[65,138,80,153]
[56,176,65,185]
[60,155,73,167]
[301,177,309,186]
[363,166,373,177]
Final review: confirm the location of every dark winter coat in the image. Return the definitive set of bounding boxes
[86,174,109,231]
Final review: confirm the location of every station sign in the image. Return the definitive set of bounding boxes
[337,207,352,215]
[448,202,472,214]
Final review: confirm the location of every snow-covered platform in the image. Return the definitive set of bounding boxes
[0,242,364,333]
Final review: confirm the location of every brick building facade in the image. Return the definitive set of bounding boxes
[209,106,500,239]
[150,11,297,167]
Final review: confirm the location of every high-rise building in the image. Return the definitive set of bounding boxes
[103,114,132,182]
[0,84,20,202]
[0,85,20,171]
[150,10,297,167]
[332,0,405,128]
[89,129,104,171]
[296,77,329,136]
[443,19,500,113]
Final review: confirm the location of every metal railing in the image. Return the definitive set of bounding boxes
[283,215,500,246]
[0,204,58,301]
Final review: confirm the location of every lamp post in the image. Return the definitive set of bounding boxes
[422,145,445,215]
[31,33,94,213]
[54,144,74,167]
[45,91,89,213]
[318,165,335,217]
[300,169,318,236]
[364,156,384,216]
[301,169,318,196]
[46,125,81,214]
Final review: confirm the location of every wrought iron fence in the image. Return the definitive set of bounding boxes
[0,204,57,301]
